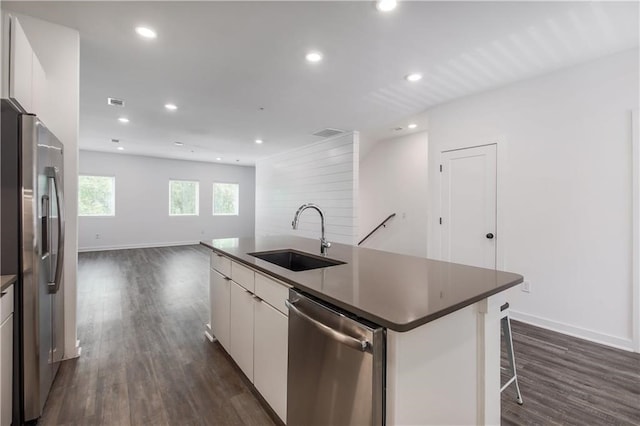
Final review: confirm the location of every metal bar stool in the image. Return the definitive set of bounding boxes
[501,302,524,405]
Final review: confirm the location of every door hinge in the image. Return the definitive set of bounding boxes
[439,164,443,172]
[439,217,442,225]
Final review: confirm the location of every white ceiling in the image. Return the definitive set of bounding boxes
[4,1,639,164]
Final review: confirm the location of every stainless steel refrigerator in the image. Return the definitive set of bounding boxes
[1,99,65,423]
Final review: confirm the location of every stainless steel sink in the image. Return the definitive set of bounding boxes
[248,249,346,272]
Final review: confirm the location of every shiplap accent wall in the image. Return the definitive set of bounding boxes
[255,132,359,245]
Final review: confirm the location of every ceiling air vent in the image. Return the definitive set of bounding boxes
[312,128,345,138]
[111,138,120,143]
[107,97,125,107]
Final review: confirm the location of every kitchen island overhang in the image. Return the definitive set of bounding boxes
[201,236,523,425]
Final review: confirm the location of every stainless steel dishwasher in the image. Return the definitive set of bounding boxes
[286,289,386,425]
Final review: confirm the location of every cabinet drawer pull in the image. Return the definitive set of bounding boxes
[0,291,7,298]
[223,277,232,281]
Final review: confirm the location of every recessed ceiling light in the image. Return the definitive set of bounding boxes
[216,157,222,161]
[408,123,417,129]
[376,0,397,12]
[174,142,184,146]
[255,139,263,144]
[405,73,423,82]
[306,51,323,63]
[165,103,177,110]
[117,146,125,151]
[118,117,129,123]
[135,26,157,39]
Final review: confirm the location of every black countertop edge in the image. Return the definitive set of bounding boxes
[200,241,523,332]
[1,274,17,292]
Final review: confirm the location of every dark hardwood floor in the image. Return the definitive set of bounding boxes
[40,245,276,426]
[40,245,639,425]
[501,320,640,426]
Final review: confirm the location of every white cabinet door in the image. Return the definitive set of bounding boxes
[9,16,33,112]
[210,269,231,352]
[230,281,254,382]
[254,300,288,423]
[0,314,12,426]
[31,52,46,119]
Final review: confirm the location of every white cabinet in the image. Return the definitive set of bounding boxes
[8,16,33,112]
[230,281,255,381]
[31,52,46,118]
[2,15,47,116]
[254,299,288,423]
[0,284,14,426]
[208,252,289,423]
[210,269,231,352]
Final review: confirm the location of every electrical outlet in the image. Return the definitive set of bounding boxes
[522,281,531,293]
[402,212,406,219]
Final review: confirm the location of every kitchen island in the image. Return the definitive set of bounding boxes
[201,236,523,425]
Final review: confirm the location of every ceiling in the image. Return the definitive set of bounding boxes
[4,1,639,164]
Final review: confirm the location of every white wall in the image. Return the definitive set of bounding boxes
[426,49,639,351]
[256,132,359,246]
[9,12,81,359]
[359,131,428,257]
[78,150,255,251]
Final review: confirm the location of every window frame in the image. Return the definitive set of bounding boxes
[212,182,240,216]
[169,179,200,216]
[78,174,116,217]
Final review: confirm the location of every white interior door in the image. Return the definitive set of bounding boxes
[440,144,497,269]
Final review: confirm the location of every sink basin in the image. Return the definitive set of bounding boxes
[248,249,346,272]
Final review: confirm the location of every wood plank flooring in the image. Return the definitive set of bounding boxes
[501,320,640,425]
[40,245,276,426]
[39,245,639,425]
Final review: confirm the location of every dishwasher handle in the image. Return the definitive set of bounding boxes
[285,299,371,352]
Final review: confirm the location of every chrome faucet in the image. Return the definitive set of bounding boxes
[291,203,331,255]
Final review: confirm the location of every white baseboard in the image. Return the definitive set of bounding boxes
[78,240,199,252]
[63,339,81,360]
[204,323,216,343]
[510,310,635,352]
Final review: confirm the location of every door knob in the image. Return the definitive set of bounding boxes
[486,233,494,239]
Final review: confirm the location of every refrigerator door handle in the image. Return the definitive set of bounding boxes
[41,194,50,257]
[46,166,64,294]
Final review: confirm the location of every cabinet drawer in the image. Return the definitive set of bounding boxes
[231,262,255,293]
[255,273,290,316]
[0,284,14,324]
[211,252,231,277]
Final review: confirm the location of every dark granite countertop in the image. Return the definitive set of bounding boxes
[1,275,16,292]
[201,236,523,332]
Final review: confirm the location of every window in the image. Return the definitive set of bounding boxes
[78,175,115,216]
[169,180,199,216]
[213,183,239,216]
